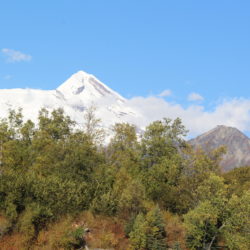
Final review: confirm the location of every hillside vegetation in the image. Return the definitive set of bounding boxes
[0,108,249,249]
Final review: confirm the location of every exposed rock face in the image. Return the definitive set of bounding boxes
[189,125,250,171]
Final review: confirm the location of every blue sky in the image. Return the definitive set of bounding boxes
[1,0,250,135]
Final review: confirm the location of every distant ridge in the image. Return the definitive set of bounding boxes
[189,125,250,171]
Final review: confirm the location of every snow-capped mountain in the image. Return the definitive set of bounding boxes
[0,71,141,131]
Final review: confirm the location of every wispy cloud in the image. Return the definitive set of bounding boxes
[158,89,172,97]
[188,92,204,101]
[1,48,32,63]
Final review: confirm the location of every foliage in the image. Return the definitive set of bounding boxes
[0,108,103,240]
[0,108,249,249]
[129,213,148,249]
[222,191,250,249]
[35,216,86,249]
[184,175,250,249]
[141,118,187,168]
[223,165,250,195]
[83,105,105,144]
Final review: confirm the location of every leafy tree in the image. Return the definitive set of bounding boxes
[141,118,187,168]
[222,191,250,249]
[184,174,227,249]
[114,168,146,217]
[38,108,75,140]
[184,174,250,249]
[83,105,105,144]
[141,155,183,208]
[223,166,250,196]
[184,201,220,249]
[175,147,225,213]
[138,118,187,210]
[107,123,140,174]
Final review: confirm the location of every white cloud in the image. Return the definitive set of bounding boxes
[1,48,32,63]
[158,89,172,97]
[188,92,204,101]
[127,96,250,138]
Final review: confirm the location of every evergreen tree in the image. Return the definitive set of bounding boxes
[146,206,167,250]
[129,213,148,250]
[129,207,167,250]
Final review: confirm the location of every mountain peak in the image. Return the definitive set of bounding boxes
[201,125,246,140]
[189,125,250,171]
[57,70,125,102]
[215,124,237,130]
[70,70,96,82]
[0,70,140,136]
[74,70,93,77]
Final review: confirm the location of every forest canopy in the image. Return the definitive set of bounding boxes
[0,108,249,249]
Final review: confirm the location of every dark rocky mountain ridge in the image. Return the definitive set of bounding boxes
[189,125,250,171]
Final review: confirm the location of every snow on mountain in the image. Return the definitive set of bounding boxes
[57,71,125,103]
[0,71,141,131]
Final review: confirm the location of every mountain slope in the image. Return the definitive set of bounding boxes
[0,71,141,131]
[189,125,250,171]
